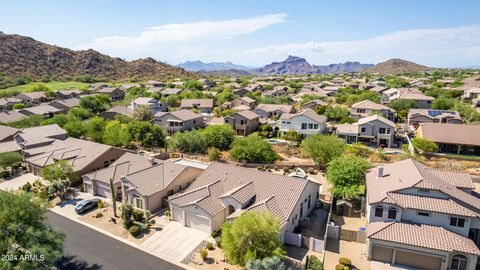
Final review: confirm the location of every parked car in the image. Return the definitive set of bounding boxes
[75,199,101,214]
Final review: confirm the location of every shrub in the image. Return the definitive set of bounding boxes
[0,171,9,178]
[121,203,134,228]
[307,255,323,270]
[22,182,32,192]
[283,167,290,174]
[95,212,103,218]
[246,256,286,270]
[335,264,345,270]
[214,236,222,248]
[200,248,208,260]
[79,184,84,192]
[133,210,144,221]
[206,242,214,250]
[211,231,218,238]
[138,222,149,232]
[129,225,141,237]
[164,210,171,218]
[97,200,105,209]
[208,147,221,161]
[338,257,351,266]
[307,167,315,174]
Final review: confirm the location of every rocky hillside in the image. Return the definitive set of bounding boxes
[0,32,192,81]
[255,56,372,75]
[178,60,253,72]
[362,58,430,74]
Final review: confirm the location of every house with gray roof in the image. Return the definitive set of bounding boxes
[224,110,259,136]
[49,98,80,113]
[407,109,462,127]
[168,162,320,235]
[100,105,135,120]
[336,114,396,148]
[0,97,22,111]
[0,110,27,124]
[153,109,204,136]
[180,99,214,113]
[254,104,296,119]
[17,104,63,117]
[366,159,480,270]
[350,100,395,121]
[16,92,48,104]
[96,87,125,101]
[128,97,167,112]
[55,89,84,99]
[277,109,327,137]
[415,123,480,155]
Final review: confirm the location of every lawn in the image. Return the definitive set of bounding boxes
[0,81,97,97]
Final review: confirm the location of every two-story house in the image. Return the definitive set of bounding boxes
[0,97,22,111]
[264,86,288,97]
[336,115,396,148]
[350,100,395,121]
[277,109,327,137]
[180,99,214,114]
[153,109,204,135]
[128,97,167,112]
[366,159,480,270]
[96,87,125,101]
[254,104,296,119]
[224,110,259,136]
[231,97,256,110]
[407,109,462,127]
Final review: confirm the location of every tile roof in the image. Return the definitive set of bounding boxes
[18,104,63,115]
[154,109,203,121]
[0,125,18,141]
[102,106,134,118]
[351,100,393,111]
[357,114,395,127]
[180,99,213,108]
[233,110,259,120]
[368,222,480,255]
[417,123,480,146]
[280,109,327,123]
[169,163,313,225]
[255,104,294,113]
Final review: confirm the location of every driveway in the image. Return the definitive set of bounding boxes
[0,173,37,191]
[139,221,211,262]
[50,191,99,219]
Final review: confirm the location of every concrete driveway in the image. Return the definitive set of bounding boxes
[0,173,37,191]
[50,191,99,219]
[139,221,211,262]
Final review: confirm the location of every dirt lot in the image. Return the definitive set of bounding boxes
[188,246,243,270]
[78,206,165,244]
[324,239,370,270]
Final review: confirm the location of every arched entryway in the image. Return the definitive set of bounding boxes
[450,254,468,270]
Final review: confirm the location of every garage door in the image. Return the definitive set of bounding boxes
[95,182,111,198]
[395,250,442,270]
[371,246,393,263]
[185,212,211,233]
[172,207,184,224]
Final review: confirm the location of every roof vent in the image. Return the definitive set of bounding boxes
[377,165,384,178]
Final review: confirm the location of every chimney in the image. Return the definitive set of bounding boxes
[377,165,384,178]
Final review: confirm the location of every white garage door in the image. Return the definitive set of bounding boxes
[95,182,111,198]
[185,212,211,233]
[172,207,184,224]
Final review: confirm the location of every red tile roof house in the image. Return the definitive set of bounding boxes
[168,163,320,236]
[365,159,480,270]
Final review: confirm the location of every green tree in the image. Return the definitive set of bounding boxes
[208,147,222,161]
[324,106,349,122]
[412,137,438,154]
[64,120,86,138]
[133,106,153,121]
[85,116,107,142]
[169,130,207,154]
[221,212,285,266]
[326,155,371,199]
[80,94,110,113]
[229,134,279,163]
[103,120,131,147]
[432,97,456,110]
[0,192,64,270]
[301,135,345,169]
[0,152,23,169]
[246,256,285,270]
[12,103,25,110]
[67,107,91,120]
[388,99,416,118]
[202,124,236,150]
[281,130,302,144]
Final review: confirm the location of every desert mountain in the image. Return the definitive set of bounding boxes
[254,56,373,75]
[362,58,431,74]
[0,32,192,81]
[178,60,254,72]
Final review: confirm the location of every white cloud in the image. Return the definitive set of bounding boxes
[237,25,480,67]
[77,13,287,59]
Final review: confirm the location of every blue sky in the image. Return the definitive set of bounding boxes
[1,0,480,67]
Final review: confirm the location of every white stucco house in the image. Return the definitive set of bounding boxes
[276,109,327,137]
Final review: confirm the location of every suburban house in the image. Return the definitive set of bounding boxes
[350,100,395,121]
[301,99,327,111]
[180,99,214,113]
[82,152,203,212]
[336,115,396,148]
[386,89,435,109]
[16,92,48,104]
[153,109,204,135]
[88,83,109,92]
[17,104,63,117]
[232,88,252,97]
[0,110,27,124]
[277,109,327,137]
[119,84,141,91]
[264,86,288,97]
[0,124,67,154]
[407,109,462,127]
[128,97,167,112]
[463,87,480,100]
[244,83,264,93]
[366,159,480,270]
[231,97,256,110]
[160,88,183,96]
[145,80,166,88]
[55,89,84,99]
[0,126,19,142]
[0,97,22,111]
[415,123,480,155]
[224,110,260,136]
[49,98,80,113]
[254,104,296,119]
[96,87,125,101]
[168,162,320,236]
[100,105,135,120]
[25,137,128,181]
[369,86,390,95]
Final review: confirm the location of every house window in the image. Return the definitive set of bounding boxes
[386,128,391,134]
[379,128,386,134]
[450,217,465,227]
[418,188,430,194]
[451,254,468,270]
[313,124,319,129]
[374,206,383,217]
[387,208,397,219]
[417,212,430,217]
[357,109,366,113]
[300,203,304,218]
[308,123,313,129]
[308,195,311,209]
[361,127,366,133]
[301,123,308,129]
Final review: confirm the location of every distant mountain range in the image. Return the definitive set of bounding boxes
[0,32,192,81]
[178,61,254,72]
[362,58,431,74]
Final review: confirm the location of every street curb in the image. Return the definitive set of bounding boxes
[49,208,196,270]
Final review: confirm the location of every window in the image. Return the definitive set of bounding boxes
[300,203,304,218]
[167,190,173,196]
[374,206,383,217]
[308,123,313,129]
[417,212,430,217]
[357,109,366,113]
[387,208,397,219]
[308,195,311,209]
[379,128,386,134]
[451,254,468,270]
[418,188,430,194]
[450,217,466,227]
[301,123,308,129]
[313,124,319,129]
[361,127,366,133]
[386,128,391,134]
